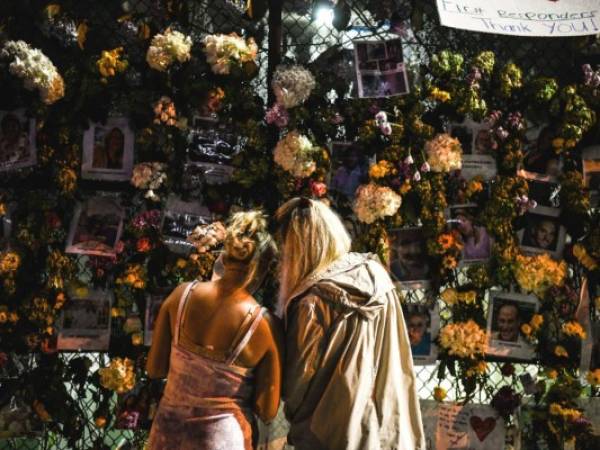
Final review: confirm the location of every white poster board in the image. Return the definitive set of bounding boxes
[436,0,600,37]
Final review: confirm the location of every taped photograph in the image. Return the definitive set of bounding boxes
[81,117,134,181]
[388,227,431,287]
[447,204,492,263]
[403,302,439,365]
[0,109,36,172]
[186,117,242,185]
[329,141,369,207]
[66,196,124,257]
[161,195,213,254]
[517,169,560,213]
[486,291,538,361]
[56,289,112,351]
[518,210,565,259]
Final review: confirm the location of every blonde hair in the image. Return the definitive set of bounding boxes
[275,198,351,312]
[224,210,276,289]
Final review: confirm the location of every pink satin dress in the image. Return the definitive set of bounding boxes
[147,281,266,450]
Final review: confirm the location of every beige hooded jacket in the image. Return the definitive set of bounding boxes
[283,252,425,450]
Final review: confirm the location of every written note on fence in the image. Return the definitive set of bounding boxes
[436,0,600,37]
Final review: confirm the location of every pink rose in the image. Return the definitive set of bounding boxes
[310,180,328,197]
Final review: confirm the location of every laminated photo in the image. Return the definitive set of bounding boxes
[328,141,369,209]
[447,204,492,263]
[523,124,561,177]
[388,227,431,288]
[186,117,242,185]
[161,194,213,254]
[144,292,167,346]
[354,38,410,98]
[56,289,112,351]
[403,302,439,365]
[0,381,43,438]
[517,210,566,259]
[81,117,135,181]
[486,291,538,361]
[0,109,36,172]
[65,196,124,257]
[582,146,600,208]
[517,169,561,213]
[460,155,497,182]
[449,119,492,155]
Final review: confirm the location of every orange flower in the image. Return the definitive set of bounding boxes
[554,345,568,358]
[442,254,458,269]
[433,387,447,402]
[438,233,456,250]
[136,237,152,253]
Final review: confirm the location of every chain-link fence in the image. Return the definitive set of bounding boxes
[1,0,595,449]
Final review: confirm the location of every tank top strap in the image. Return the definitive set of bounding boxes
[225,306,266,365]
[174,280,199,346]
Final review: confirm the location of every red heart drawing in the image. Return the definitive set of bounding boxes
[469,416,496,442]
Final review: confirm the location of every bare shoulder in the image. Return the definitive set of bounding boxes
[254,309,284,346]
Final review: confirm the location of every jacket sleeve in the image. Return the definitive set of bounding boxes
[282,294,327,422]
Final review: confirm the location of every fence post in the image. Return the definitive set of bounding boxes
[267,0,283,105]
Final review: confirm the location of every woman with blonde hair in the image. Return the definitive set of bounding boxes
[276,197,425,450]
[146,211,283,450]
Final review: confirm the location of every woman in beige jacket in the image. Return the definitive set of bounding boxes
[275,197,425,450]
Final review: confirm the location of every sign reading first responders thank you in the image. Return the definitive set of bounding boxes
[436,0,600,37]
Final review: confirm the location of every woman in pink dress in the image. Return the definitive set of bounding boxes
[146,211,283,450]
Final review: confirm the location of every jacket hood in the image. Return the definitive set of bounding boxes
[288,252,395,320]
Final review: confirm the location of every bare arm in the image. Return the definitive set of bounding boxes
[146,285,185,379]
[253,312,284,423]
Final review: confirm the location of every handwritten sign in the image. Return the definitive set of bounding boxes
[420,400,506,450]
[436,0,600,37]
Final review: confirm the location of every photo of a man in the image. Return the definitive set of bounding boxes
[521,215,559,251]
[491,303,523,343]
[487,292,538,360]
[389,227,430,283]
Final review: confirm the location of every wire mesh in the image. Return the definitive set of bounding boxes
[0,0,593,449]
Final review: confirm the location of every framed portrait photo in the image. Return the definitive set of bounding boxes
[582,146,600,208]
[56,289,112,351]
[523,124,562,178]
[447,204,492,264]
[517,210,566,259]
[66,196,124,257]
[388,227,431,288]
[486,291,539,361]
[403,302,439,365]
[81,117,134,181]
[161,194,213,254]
[0,109,36,172]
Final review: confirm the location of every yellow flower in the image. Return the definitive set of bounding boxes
[111,307,126,318]
[429,87,451,102]
[530,314,544,330]
[514,253,567,297]
[562,321,586,339]
[133,280,145,289]
[0,251,21,273]
[521,323,532,336]
[176,258,187,269]
[131,333,143,346]
[572,244,598,270]
[0,203,5,216]
[442,254,458,269]
[96,47,128,79]
[399,180,412,194]
[546,368,558,379]
[32,400,52,422]
[433,387,447,402]
[565,139,577,149]
[440,288,458,305]
[0,311,7,323]
[99,357,136,394]
[458,291,477,305]
[439,320,488,358]
[586,369,600,386]
[369,160,395,179]
[554,345,568,358]
[552,138,565,149]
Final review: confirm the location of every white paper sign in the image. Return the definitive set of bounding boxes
[421,400,506,450]
[436,0,600,37]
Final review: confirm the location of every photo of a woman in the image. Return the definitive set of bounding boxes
[450,206,491,262]
[92,127,124,169]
